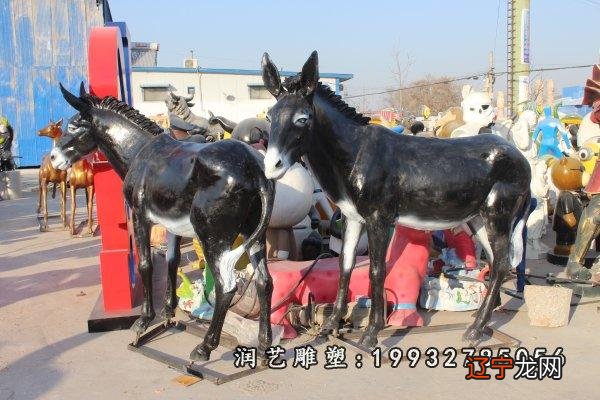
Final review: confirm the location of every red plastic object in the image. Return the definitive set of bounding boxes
[443,229,477,269]
[88,27,138,311]
[384,226,430,327]
[269,226,431,338]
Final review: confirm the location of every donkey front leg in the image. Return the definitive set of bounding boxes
[360,219,391,348]
[60,181,67,228]
[131,213,156,338]
[321,217,364,334]
[163,232,182,320]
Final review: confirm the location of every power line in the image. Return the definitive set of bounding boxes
[343,63,596,99]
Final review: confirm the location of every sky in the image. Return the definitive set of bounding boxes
[110,0,600,110]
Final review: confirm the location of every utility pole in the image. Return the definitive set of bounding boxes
[484,51,495,97]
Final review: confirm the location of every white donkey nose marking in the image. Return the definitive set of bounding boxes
[264,146,287,179]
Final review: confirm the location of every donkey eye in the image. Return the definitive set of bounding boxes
[295,117,307,126]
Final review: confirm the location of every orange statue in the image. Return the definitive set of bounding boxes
[38,120,95,235]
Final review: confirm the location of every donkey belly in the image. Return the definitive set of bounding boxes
[395,214,474,230]
[146,210,196,238]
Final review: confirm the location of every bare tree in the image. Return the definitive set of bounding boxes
[390,49,414,111]
[388,74,462,116]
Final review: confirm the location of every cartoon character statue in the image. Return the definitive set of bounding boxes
[549,157,586,257]
[577,64,600,147]
[533,106,572,159]
[564,64,600,281]
[450,85,495,138]
[0,116,15,172]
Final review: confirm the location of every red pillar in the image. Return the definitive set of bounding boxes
[88,27,138,313]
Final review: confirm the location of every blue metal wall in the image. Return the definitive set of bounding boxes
[0,0,103,167]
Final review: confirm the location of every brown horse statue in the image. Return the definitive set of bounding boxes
[38,120,95,235]
[38,120,68,230]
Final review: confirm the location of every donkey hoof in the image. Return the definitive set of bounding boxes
[358,328,379,349]
[131,316,152,335]
[161,305,176,320]
[319,315,340,336]
[462,327,483,345]
[190,344,211,362]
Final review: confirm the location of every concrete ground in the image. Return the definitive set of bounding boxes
[1,169,600,400]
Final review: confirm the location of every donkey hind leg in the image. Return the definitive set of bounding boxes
[130,213,156,337]
[163,232,182,320]
[360,218,392,348]
[189,238,238,361]
[464,186,528,344]
[247,236,272,357]
[321,217,364,334]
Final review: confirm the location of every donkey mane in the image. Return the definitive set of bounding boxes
[83,94,164,136]
[282,77,370,125]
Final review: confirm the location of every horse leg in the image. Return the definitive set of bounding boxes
[359,218,392,348]
[464,186,527,343]
[130,213,156,338]
[61,180,67,228]
[189,240,237,361]
[86,185,94,234]
[70,184,76,235]
[321,217,364,334]
[42,180,48,230]
[163,232,182,320]
[37,175,43,214]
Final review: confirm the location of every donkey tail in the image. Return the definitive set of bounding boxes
[218,170,274,289]
[51,183,57,199]
[509,191,532,268]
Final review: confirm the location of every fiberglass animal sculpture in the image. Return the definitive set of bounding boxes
[165,92,226,140]
[261,51,531,347]
[52,83,275,361]
[450,86,495,138]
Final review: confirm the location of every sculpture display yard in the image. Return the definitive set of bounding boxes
[261,51,531,347]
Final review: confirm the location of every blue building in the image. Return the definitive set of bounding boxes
[0,0,109,167]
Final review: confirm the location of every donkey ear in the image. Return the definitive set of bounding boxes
[60,83,88,112]
[262,52,283,98]
[79,81,87,97]
[56,118,63,126]
[300,51,319,96]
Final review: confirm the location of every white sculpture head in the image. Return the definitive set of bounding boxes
[461,85,495,126]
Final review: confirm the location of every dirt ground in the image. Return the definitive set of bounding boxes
[1,170,599,400]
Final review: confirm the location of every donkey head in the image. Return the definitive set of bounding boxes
[261,51,319,179]
[50,83,97,170]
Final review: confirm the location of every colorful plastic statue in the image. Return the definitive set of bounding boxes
[550,157,586,256]
[262,51,531,346]
[565,65,600,281]
[533,106,572,159]
[450,85,495,138]
[54,83,275,361]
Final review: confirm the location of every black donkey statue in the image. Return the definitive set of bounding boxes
[52,83,275,361]
[261,51,531,347]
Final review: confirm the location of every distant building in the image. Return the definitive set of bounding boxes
[131,42,159,67]
[132,64,353,122]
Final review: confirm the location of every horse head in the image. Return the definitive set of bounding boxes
[261,51,318,179]
[38,118,64,140]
